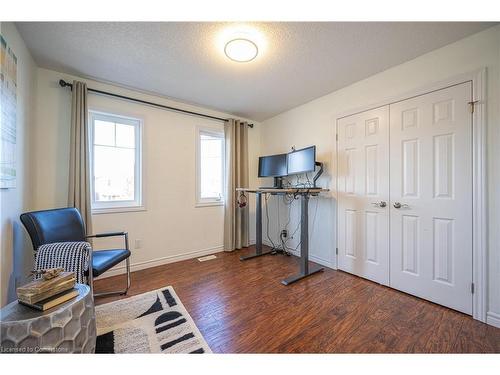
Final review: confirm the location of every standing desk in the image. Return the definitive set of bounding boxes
[236,187,329,285]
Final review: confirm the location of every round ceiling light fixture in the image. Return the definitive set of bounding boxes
[224,38,258,62]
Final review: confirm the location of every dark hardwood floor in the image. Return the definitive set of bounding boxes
[94,246,500,353]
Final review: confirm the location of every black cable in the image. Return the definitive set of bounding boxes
[276,195,291,255]
[284,200,302,252]
[305,173,313,188]
[263,176,317,256]
[309,195,320,239]
[280,193,297,254]
[264,193,279,252]
[277,194,281,240]
[291,195,319,253]
[280,231,291,256]
[283,195,293,229]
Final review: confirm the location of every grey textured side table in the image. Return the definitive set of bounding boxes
[0,283,96,353]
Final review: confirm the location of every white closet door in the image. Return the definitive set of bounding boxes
[337,106,390,285]
[389,82,473,314]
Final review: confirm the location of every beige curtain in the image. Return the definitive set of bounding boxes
[224,119,250,251]
[68,80,92,235]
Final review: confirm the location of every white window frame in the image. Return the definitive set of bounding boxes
[195,126,225,207]
[89,110,144,214]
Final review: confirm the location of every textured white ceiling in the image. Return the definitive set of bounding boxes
[16,22,496,121]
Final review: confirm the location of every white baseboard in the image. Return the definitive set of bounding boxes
[309,254,335,269]
[486,311,500,328]
[96,245,223,279]
[262,240,335,269]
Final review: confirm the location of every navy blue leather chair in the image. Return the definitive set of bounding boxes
[20,207,131,296]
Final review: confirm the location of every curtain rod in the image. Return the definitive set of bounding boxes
[58,79,253,128]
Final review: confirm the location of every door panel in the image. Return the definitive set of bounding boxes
[389,82,472,314]
[337,106,390,285]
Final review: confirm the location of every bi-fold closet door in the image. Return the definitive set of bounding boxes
[337,106,390,286]
[337,82,473,314]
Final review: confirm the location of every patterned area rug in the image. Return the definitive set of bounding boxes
[95,286,211,353]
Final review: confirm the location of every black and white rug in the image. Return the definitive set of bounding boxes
[95,286,211,354]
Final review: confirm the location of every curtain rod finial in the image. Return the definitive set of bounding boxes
[59,79,71,88]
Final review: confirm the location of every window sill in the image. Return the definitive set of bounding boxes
[195,201,224,208]
[92,206,146,215]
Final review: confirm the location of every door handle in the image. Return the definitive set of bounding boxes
[371,201,387,208]
[393,202,409,209]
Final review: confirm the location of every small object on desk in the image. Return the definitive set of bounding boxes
[20,270,75,292]
[16,271,76,305]
[31,267,65,280]
[18,288,79,311]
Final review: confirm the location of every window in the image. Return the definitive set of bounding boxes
[89,111,143,213]
[196,128,225,206]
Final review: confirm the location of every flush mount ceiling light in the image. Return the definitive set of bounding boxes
[224,38,258,62]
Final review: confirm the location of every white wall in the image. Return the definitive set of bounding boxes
[31,68,261,277]
[0,22,37,306]
[261,25,500,324]
[4,22,499,324]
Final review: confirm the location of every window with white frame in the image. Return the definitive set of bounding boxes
[196,128,225,206]
[89,111,143,212]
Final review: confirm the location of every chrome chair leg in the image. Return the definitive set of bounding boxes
[87,247,95,300]
[87,233,131,298]
[93,257,131,297]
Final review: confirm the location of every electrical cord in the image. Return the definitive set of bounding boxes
[282,194,293,253]
[264,193,279,252]
[271,193,291,255]
[280,230,291,256]
[290,180,314,189]
[266,171,319,256]
[282,177,292,189]
[305,173,313,188]
[285,194,320,254]
[277,194,281,240]
[308,195,320,245]
[284,200,302,252]
[283,195,293,228]
[273,193,294,256]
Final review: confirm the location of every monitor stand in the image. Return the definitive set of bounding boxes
[274,177,284,189]
[259,176,284,189]
[312,162,324,188]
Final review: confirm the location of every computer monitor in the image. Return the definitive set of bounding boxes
[258,153,287,178]
[287,146,316,175]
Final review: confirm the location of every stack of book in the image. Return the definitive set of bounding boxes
[16,272,79,311]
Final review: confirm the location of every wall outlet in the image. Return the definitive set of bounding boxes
[134,239,142,249]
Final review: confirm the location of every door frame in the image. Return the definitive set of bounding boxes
[332,68,487,322]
